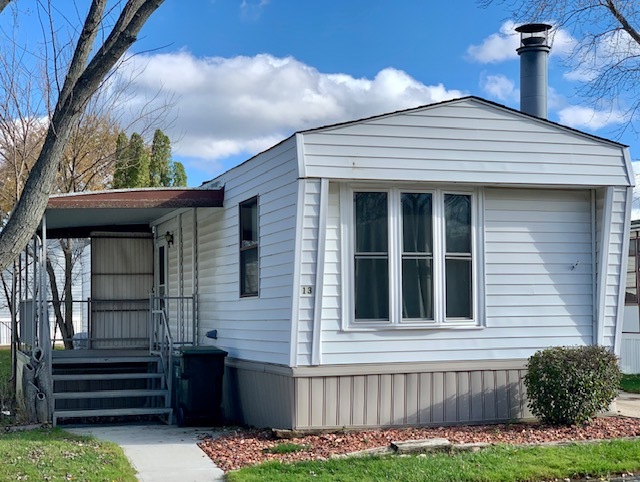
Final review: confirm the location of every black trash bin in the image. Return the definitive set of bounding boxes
[174,346,228,426]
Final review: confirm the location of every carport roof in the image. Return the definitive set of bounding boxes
[43,188,224,238]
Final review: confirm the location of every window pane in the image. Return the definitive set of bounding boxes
[445,194,471,254]
[446,259,472,318]
[402,193,432,254]
[402,258,433,319]
[355,192,388,253]
[355,258,388,320]
[240,198,258,247]
[240,248,259,296]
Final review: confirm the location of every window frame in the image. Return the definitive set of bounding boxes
[342,184,482,330]
[239,195,259,298]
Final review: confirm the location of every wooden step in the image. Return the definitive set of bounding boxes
[53,373,163,382]
[53,355,160,365]
[53,407,173,425]
[54,389,169,400]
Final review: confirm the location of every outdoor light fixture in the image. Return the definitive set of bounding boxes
[165,231,174,246]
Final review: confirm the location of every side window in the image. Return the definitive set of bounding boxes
[239,196,259,297]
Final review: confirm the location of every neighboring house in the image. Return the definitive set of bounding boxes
[0,243,89,346]
[16,25,635,428]
[622,219,640,373]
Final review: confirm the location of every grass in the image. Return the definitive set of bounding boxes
[263,442,310,454]
[0,427,137,481]
[0,346,14,425]
[227,439,640,482]
[621,374,640,393]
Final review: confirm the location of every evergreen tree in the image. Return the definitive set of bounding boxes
[171,161,187,187]
[149,129,171,187]
[112,131,129,189]
[126,132,150,188]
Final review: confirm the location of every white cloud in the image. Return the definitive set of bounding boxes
[557,105,626,130]
[467,21,575,64]
[111,52,465,169]
[240,0,270,21]
[481,74,517,102]
[467,21,519,64]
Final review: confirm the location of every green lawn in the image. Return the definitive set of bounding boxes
[0,346,13,425]
[227,439,640,482]
[621,374,640,394]
[0,428,137,481]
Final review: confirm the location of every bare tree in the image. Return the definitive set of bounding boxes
[0,0,164,272]
[481,0,640,131]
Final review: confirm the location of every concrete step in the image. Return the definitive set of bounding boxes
[53,389,169,400]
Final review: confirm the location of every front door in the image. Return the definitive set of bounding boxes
[91,234,153,348]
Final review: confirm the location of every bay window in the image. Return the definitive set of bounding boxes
[348,186,478,327]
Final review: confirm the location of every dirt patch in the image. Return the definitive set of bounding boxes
[199,416,640,472]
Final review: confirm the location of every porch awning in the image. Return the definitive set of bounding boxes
[43,187,224,238]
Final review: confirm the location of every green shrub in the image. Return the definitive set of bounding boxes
[524,345,622,426]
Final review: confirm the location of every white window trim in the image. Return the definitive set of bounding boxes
[340,183,484,331]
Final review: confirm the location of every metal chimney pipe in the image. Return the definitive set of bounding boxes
[516,23,552,119]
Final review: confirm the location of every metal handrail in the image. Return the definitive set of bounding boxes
[151,307,174,399]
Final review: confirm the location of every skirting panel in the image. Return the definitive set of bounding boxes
[223,358,532,430]
[294,367,530,429]
[222,359,295,429]
[620,333,640,374]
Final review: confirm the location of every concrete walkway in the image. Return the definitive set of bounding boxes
[63,393,640,482]
[67,424,224,482]
[617,391,640,418]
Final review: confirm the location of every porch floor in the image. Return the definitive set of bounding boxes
[52,348,151,359]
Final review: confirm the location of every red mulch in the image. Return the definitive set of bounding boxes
[198,417,640,472]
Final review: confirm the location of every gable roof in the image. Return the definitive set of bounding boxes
[300,96,628,148]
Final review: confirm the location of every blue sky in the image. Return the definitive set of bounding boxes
[3,1,638,187]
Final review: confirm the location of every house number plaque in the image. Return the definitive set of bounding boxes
[301,286,313,296]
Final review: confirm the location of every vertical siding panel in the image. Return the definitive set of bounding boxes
[310,378,324,426]
[470,371,484,421]
[508,369,524,419]
[418,373,431,424]
[365,375,379,425]
[405,373,419,425]
[352,375,365,426]
[444,372,458,423]
[457,372,471,422]
[296,378,310,428]
[431,372,444,423]
[378,374,392,425]
[338,377,352,426]
[495,371,509,419]
[392,374,406,425]
[324,376,338,427]
[483,371,497,420]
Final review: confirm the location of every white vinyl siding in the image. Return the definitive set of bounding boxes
[595,187,628,349]
[310,185,595,365]
[301,99,629,187]
[195,137,299,364]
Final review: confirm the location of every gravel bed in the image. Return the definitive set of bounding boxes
[198,416,640,472]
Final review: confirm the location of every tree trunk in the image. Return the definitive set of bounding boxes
[0,0,164,272]
[46,257,73,350]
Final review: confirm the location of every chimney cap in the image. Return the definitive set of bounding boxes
[515,23,552,34]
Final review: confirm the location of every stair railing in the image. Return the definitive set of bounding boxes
[149,300,174,401]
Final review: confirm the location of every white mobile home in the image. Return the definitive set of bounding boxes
[21,26,634,427]
[150,95,632,428]
[23,94,633,428]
